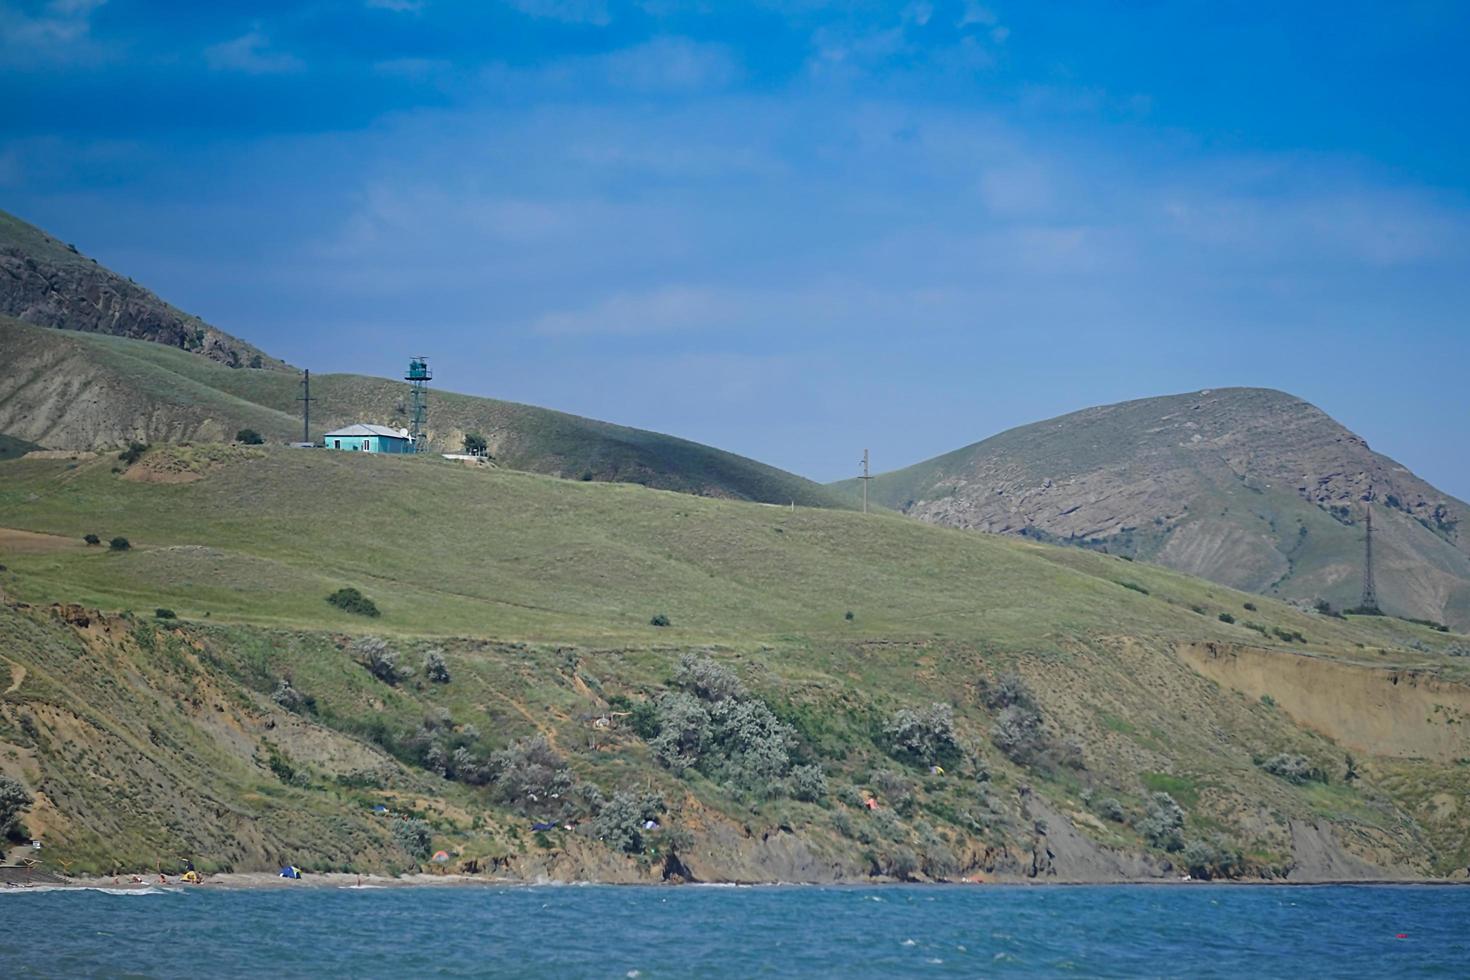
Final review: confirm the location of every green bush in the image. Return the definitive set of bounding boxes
[235,429,264,445]
[1120,581,1150,595]
[594,790,665,854]
[463,432,488,455]
[1243,602,1257,611]
[1138,791,1185,852]
[154,608,176,619]
[83,533,101,545]
[884,702,960,766]
[790,763,828,802]
[327,587,380,617]
[118,442,148,465]
[271,678,316,715]
[488,736,573,812]
[422,649,451,683]
[649,613,671,627]
[353,637,408,684]
[1097,797,1126,822]
[0,774,32,841]
[109,537,131,551]
[392,817,433,860]
[1218,612,1235,624]
[990,704,1044,763]
[1182,837,1242,879]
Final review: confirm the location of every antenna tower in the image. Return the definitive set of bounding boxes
[297,369,315,444]
[859,449,872,514]
[405,357,431,452]
[1359,497,1380,613]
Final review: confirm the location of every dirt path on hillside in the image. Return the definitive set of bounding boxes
[1,656,25,695]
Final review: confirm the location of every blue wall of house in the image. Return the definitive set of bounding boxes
[325,435,412,454]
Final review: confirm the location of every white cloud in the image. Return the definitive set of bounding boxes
[0,0,106,64]
[503,0,610,25]
[203,30,304,74]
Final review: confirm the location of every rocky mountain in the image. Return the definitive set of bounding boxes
[834,388,1470,629]
[0,209,284,370]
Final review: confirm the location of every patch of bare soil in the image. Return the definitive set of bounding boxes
[0,527,83,554]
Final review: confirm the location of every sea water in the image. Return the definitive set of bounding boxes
[1,883,1465,977]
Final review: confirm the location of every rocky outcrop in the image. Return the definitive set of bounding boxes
[0,210,283,370]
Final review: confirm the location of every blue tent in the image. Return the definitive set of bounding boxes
[279,866,302,879]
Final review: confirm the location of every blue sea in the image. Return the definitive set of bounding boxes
[1,883,1465,978]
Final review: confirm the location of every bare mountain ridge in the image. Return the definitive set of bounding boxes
[0,209,283,370]
[836,388,1470,628]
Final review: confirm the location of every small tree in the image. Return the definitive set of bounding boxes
[463,432,488,456]
[109,537,131,551]
[0,774,32,840]
[354,637,408,684]
[1138,792,1185,852]
[118,442,148,465]
[235,428,265,445]
[393,817,433,860]
[790,763,828,802]
[83,533,101,546]
[885,703,959,766]
[594,790,666,854]
[422,649,451,684]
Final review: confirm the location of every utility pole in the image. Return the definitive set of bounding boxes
[859,448,872,514]
[1360,497,1380,613]
[298,369,315,444]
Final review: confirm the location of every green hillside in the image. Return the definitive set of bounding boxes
[2,446,1467,881]
[833,388,1470,630]
[0,317,850,508]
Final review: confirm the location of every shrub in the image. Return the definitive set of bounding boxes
[0,774,32,840]
[109,536,131,551]
[353,637,408,684]
[1138,792,1185,852]
[1218,612,1235,624]
[844,610,855,621]
[488,736,573,811]
[594,790,665,854]
[1120,581,1149,595]
[1243,602,1257,611]
[672,655,744,702]
[327,587,380,617]
[235,429,264,445]
[463,432,488,456]
[1260,753,1325,785]
[422,649,451,684]
[83,533,101,546]
[392,818,433,860]
[154,608,176,619]
[1182,837,1242,879]
[790,764,828,802]
[984,673,1036,711]
[1314,599,1344,619]
[885,702,960,766]
[1272,627,1306,644]
[990,704,1045,763]
[118,442,148,465]
[648,692,711,774]
[649,613,671,628]
[1097,797,1126,822]
[271,678,315,714]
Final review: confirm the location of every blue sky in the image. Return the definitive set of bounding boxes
[4,1,1468,494]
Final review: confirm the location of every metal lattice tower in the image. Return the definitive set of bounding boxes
[1359,498,1380,613]
[405,357,431,452]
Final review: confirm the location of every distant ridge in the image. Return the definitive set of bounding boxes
[0,209,285,370]
[833,387,1470,628]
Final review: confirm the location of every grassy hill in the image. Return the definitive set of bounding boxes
[2,446,1467,881]
[0,317,850,507]
[0,209,285,370]
[834,388,1470,630]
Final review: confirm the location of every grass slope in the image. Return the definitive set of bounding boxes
[2,447,1468,878]
[0,318,850,507]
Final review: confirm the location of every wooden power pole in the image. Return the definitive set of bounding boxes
[859,448,872,514]
[298,369,315,444]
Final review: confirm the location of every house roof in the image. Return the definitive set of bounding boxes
[323,423,411,439]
